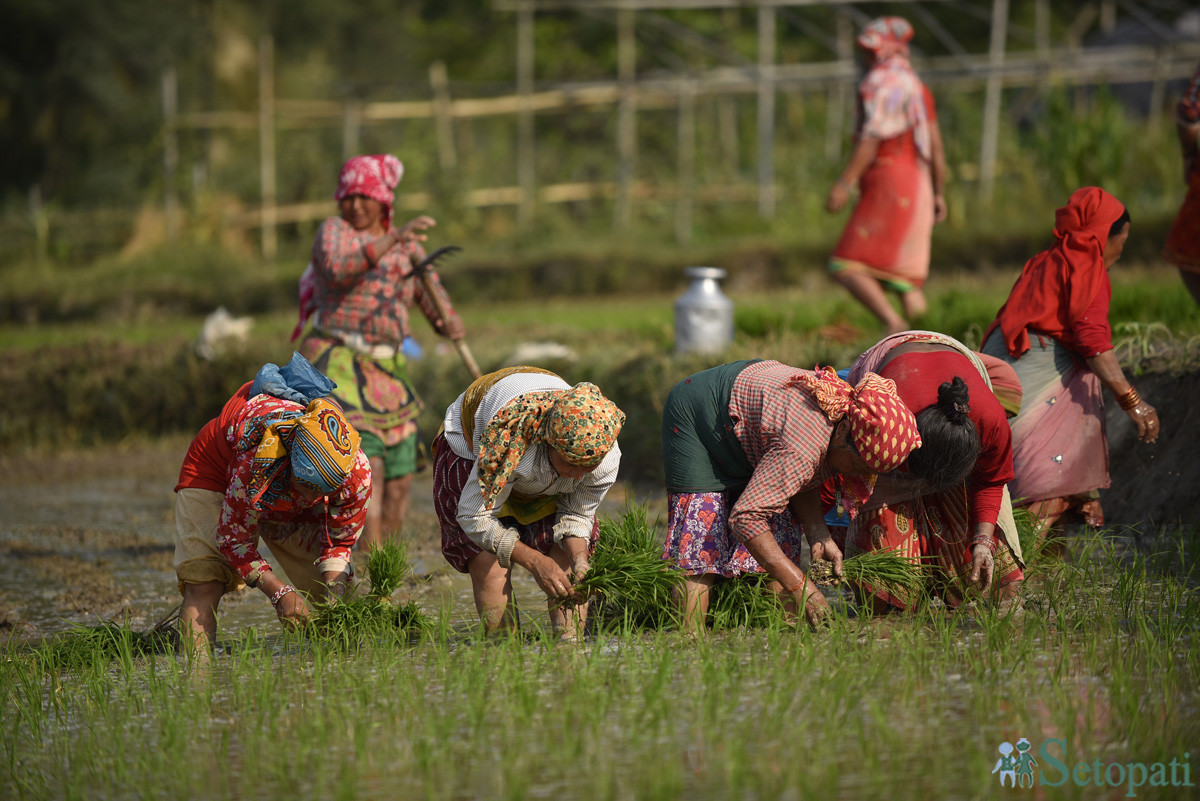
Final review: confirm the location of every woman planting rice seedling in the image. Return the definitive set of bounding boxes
[840,330,1025,613]
[173,353,370,652]
[433,366,624,639]
[982,187,1160,536]
[660,360,921,631]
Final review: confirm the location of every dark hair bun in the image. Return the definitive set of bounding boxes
[937,377,971,423]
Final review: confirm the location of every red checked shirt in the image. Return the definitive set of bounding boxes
[310,215,459,346]
[726,361,837,543]
[176,392,371,584]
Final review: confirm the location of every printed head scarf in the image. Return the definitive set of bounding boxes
[989,186,1127,357]
[476,382,625,508]
[788,367,921,472]
[243,398,361,507]
[335,154,404,229]
[857,16,914,60]
[788,367,920,519]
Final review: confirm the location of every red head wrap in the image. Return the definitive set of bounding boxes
[988,186,1127,357]
[335,154,404,229]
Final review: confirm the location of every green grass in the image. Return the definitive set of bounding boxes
[4,524,1196,800]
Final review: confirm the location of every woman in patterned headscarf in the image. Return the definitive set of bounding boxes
[173,353,371,652]
[296,154,467,552]
[433,367,625,638]
[825,16,948,335]
[982,187,1159,537]
[661,359,921,631]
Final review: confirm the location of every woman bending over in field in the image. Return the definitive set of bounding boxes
[838,331,1025,613]
[174,353,370,652]
[433,367,625,639]
[660,360,921,631]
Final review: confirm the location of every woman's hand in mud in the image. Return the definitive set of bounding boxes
[969,544,995,594]
[798,587,834,628]
[1126,400,1160,444]
[275,590,312,631]
[808,535,844,580]
[322,570,351,600]
[528,553,576,601]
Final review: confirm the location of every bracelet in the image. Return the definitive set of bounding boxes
[971,535,998,554]
[784,576,807,594]
[270,585,297,607]
[1117,385,1142,411]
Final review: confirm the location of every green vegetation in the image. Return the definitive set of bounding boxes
[574,503,683,633]
[309,542,433,649]
[5,521,1196,800]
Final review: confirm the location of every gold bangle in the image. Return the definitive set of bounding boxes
[784,576,806,594]
[1118,386,1141,411]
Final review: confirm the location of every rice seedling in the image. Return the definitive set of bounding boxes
[572,503,683,632]
[32,606,180,673]
[308,541,432,648]
[707,573,789,630]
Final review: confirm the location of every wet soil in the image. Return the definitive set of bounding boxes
[0,435,635,643]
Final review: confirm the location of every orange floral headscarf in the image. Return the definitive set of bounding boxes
[476,382,625,508]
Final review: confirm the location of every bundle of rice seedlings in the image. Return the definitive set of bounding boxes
[310,541,431,647]
[574,503,683,632]
[707,573,789,630]
[835,548,926,603]
[35,606,180,672]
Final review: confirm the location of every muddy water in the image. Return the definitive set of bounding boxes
[0,440,643,644]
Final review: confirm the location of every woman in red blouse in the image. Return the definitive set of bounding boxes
[1163,58,1200,305]
[981,187,1159,535]
[297,154,465,549]
[174,354,372,652]
[843,332,1025,612]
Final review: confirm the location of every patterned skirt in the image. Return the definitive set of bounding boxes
[432,433,597,573]
[299,332,422,448]
[663,491,804,578]
[845,490,1024,611]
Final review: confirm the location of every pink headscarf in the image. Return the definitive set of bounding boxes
[856,16,914,60]
[335,154,404,229]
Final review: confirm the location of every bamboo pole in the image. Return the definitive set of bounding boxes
[430,61,458,172]
[342,99,362,159]
[676,79,696,244]
[615,7,637,230]
[826,9,853,162]
[756,5,776,218]
[517,2,535,226]
[978,0,1009,205]
[162,67,179,242]
[258,34,277,261]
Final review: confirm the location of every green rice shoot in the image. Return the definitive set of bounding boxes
[309,541,431,647]
[574,503,683,632]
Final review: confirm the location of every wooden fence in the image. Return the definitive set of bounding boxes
[148,1,1200,258]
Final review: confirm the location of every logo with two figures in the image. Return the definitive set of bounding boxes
[992,738,1038,789]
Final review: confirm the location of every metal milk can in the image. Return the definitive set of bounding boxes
[674,266,734,354]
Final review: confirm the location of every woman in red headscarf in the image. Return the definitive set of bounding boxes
[296,154,467,551]
[825,16,948,335]
[981,187,1160,535]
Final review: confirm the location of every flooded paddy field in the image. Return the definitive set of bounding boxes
[2,436,1199,800]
